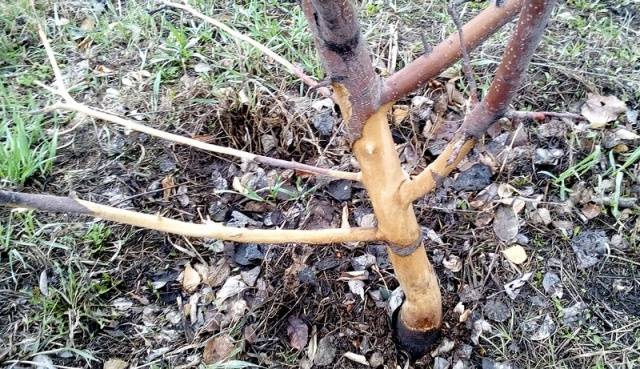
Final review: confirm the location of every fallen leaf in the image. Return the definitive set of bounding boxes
[215,275,247,305]
[530,314,556,341]
[206,258,230,287]
[161,175,175,200]
[504,272,533,299]
[203,335,235,364]
[348,280,365,301]
[581,203,601,220]
[343,352,369,366]
[442,255,462,272]
[104,358,128,369]
[194,62,212,73]
[493,205,519,242]
[581,94,627,128]
[501,245,527,264]
[182,263,201,293]
[392,105,409,125]
[613,128,640,140]
[287,316,309,350]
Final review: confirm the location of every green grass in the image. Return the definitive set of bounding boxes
[0,84,58,186]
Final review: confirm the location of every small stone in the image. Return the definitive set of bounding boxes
[227,211,259,228]
[326,180,352,201]
[312,109,336,136]
[241,266,261,287]
[542,272,563,298]
[159,157,176,172]
[453,163,492,191]
[571,230,608,269]
[562,302,588,327]
[314,335,337,366]
[208,201,229,222]
[298,267,318,285]
[434,357,450,369]
[314,257,341,271]
[233,244,265,266]
[351,254,376,271]
[368,351,384,368]
[483,299,510,322]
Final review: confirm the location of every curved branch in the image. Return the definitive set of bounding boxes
[47,102,361,181]
[381,0,524,104]
[36,21,359,181]
[161,0,331,97]
[0,190,380,244]
[400,0,557,204]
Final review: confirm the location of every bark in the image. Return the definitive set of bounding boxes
[302,0,442,357]
[381,0,524,104]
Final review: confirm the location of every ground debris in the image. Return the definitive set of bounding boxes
[314,335,337,366]
[571,230,609,268]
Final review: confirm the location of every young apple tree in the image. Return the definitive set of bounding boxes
[1,0,556,358]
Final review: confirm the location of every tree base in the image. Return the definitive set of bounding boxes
[392,308,441,360]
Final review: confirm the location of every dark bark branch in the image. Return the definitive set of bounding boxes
[302,0,382,140]
[0,190,90,214]
[400,0,557,203]
[381,0,524,104]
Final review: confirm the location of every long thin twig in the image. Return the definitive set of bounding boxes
[0,190,380,244]
[448,0,479,105]
[161,0,331,97]
[505,110,585,121]
[36,24,359,181]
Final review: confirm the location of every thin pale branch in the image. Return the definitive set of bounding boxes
[400,0,557,204]
[381,0,524,104]
[161,0,331,97]
[448,0,479,105]
[47,102,360,181]
[36,19,359,181]
[0,190,380,244]
[506,110,584,121]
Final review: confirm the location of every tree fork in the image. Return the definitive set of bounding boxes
[303,0,442,358]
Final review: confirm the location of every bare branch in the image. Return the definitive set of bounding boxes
[161,0,331,97]
[0,190,380,244]
[36,19,359,181]
[448,0,479,105]
[400,0,557,204]
[47,102,360,181]
[506,110,584,121]
[381,0,524,104]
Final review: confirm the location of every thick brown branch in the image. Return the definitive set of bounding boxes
[381,0,524,104]
[0,190,380,244]
[401,0,556,204]
[161,0,330,96]
[302,0,382,140]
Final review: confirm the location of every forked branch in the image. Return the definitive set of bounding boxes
[381,0,524,104]
[36,24,359,181]
[400,0,557,204]
[0,191,380,244]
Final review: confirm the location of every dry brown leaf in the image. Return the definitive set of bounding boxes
[581,94,627,128]
[203,335,235,364]
[161,175,174,200]
[614,128,640,140]
[581,203,601,220]
[287,316,309,351]
[392,105,409,125]
[206,258,230,287]
[182,263,201,293]
[501,245,527,264]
